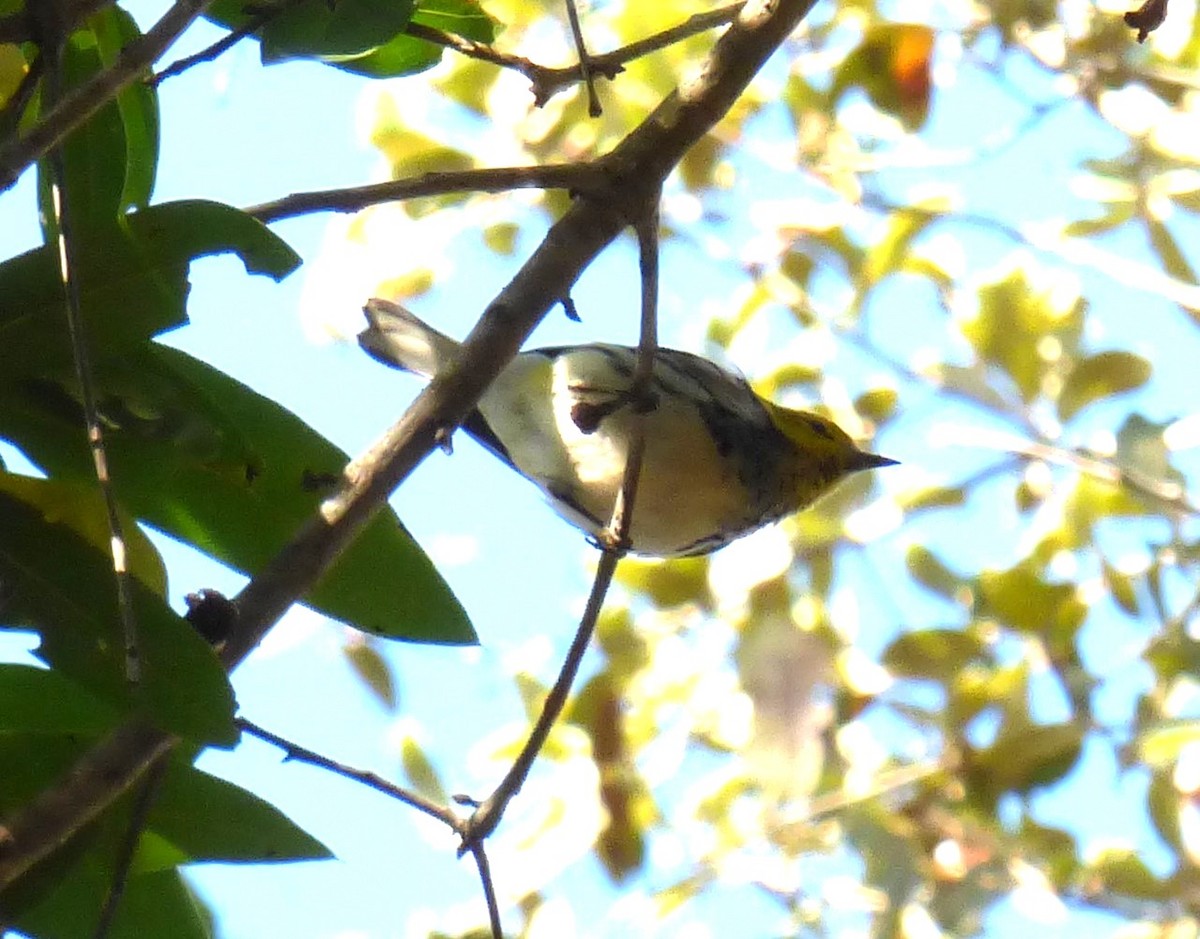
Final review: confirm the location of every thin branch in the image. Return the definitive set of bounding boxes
[406,4,743,107]
[237,718,458,827]
[468,843,503,939]
[0,0,215,193]
[152,7,275,85]
[91,757,168,939]
[562,0,600,117]
[458,196,663,851]
[33,1,141,685]
[246,163,604,224]
[948,426,1200,518]
[858,194,1200,315]
[0,0,823,891]
[240,716,503,937]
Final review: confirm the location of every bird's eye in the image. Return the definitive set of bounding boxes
[803,416,835,441]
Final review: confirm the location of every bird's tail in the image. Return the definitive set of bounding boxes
[358,298,461,379]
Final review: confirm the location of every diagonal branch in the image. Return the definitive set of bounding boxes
[0,0,215,193]
[0,0,824,892]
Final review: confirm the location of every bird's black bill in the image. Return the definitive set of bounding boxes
[852,452,900,472]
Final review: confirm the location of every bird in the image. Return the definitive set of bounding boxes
[359,299,897,557]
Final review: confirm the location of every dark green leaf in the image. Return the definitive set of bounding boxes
[0,663,117,734]
[413,0,496,42]
[0,487,237,745]
[13,863,212,939]
[0,345,473,643]
[267,0,416,60]
[0,200,299,380]
[91,6,159,212]
[147,760,332,863]
[1057,351,1151,421]
[37,25,126,236]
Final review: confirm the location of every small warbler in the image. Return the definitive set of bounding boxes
[360,299,897,557]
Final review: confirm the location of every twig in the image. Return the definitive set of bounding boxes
[856,194,1200,315]
[458,197,663,851]
[0,0,824,891]
[152,7,277,85]
[91,757,169,939]
[562,0,600,117]
[239,716,504,937]
[237,718,457,827]
[0,0,215,193]
[406,4,743,107]
[32,1,141,685]
[946,426,1200,518]
[468,843,503,939]
[246,163,603,224]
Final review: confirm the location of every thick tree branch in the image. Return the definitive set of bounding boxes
[0,0,822,892]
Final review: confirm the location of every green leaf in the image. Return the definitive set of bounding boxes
[1135,720,1200,768]
[971,722,1084,795]
[146,760,332,863]
[978,563,1087,645]
[37,26,125,237]
[266,0,416,60]
[91,7,159,212]
[962,265,1085,403]
[0,487,237,745]
[0,200,300,380]
[1117,414,1186,488]
[861,209,935,288]
[883,628,986,683]
[12,861,212,939]
[905,545,967,601]
[855,387,899,423]
[344,636,399,710]
[0,472,167,595]
[841,803,923,912]
[413,0,496,42]
[401,733,448,804]
[0,344,473,643]
[1057,351,1152,421]
[615,555,709,609]
[898,485,966,513]
[1145,217,1199,286]
[0,663,118,735]
[1019,817,1078,889]
[1089,848,1172,900]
